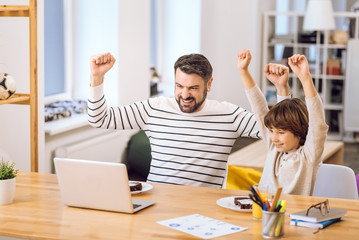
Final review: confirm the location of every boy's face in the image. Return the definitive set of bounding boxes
[269,128,300,152]
[175,69,213,113]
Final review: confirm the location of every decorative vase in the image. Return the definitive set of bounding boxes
[0,177,16,205]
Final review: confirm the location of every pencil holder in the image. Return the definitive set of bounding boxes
[261,210,285,238]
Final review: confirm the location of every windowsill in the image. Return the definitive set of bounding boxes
[44,113,89,136]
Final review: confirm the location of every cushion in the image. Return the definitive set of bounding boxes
[226,164,262,190]
[125,130,151,181]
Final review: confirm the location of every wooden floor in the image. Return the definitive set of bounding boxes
[232,138,359,175]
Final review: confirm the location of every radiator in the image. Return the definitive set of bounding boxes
[54,130,137,163]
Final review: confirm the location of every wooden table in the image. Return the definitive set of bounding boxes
[228,140,344,172]
[0,172,358,239]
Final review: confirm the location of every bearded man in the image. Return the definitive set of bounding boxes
[88,52,260,188]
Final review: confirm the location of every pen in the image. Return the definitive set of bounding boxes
[255,187,263,200]
[265,198,271,210]
[249,187,264,208]
[275,204,282,212]
[249,186,263,203]
[249,193,264,209]
[274,210,284,236]
[269,187,282,211]
[273,200,287,237]
[280,200,287,212]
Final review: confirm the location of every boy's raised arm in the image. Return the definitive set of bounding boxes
[288,54,317,98]
[264,63,290,97]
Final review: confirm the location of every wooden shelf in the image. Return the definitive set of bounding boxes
[324,104,344,111]
[0,0,38,172]
[0,5,29,17]
[262,11,359,141]
[0,94,30,105]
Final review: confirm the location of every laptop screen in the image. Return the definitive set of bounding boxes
[54,158,155,213]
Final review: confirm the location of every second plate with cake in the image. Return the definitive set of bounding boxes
[129,181,153,194]
[216,196,253,212]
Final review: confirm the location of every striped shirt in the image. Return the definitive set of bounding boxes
[88,84,260,188]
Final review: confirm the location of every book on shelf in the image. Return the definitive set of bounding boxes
[289,208,347,223]
[290,218,342,229]
[270,34,295,44]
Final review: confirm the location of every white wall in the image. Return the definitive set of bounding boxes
[71,0,150,106]
[156,0,201,97]
[117,1,151,104]
[71,0,121,104]
[201,0,275,111]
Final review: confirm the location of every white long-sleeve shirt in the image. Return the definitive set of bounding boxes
[246,85,328,195]
[88,84,260,188]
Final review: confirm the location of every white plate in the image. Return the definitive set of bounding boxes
[216,196,253,212]
[129,181,153,194]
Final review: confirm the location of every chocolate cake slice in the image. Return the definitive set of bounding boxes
[234,197,252,209]
[129,182,142,192]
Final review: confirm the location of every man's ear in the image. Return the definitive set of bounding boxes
[207,77,214,92]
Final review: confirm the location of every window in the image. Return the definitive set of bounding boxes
[151,0,201,97]
[44,0,68,103]
[44,0,119,105]
[44,0,201,104]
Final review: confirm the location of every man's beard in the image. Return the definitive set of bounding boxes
[176,90,207,113]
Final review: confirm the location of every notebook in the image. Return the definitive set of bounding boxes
[289,207,347,223]
[290,218,342,229]
[54,157,155,213]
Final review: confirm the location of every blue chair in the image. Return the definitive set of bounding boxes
[313,164,359,200]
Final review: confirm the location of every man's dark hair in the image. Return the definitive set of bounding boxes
[174,54,213,82]
[264,98,309,146]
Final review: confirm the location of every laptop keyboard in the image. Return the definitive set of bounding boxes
[133,204,141,209]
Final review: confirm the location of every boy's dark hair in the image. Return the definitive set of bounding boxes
[174,54,213,83]
[264,98,309,146]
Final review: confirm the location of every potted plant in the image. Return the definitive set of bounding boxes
[0,158,18,205]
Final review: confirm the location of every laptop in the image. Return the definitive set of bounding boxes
[54,157,155,213]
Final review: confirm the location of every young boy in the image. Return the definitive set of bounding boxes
[237,49,328,195]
